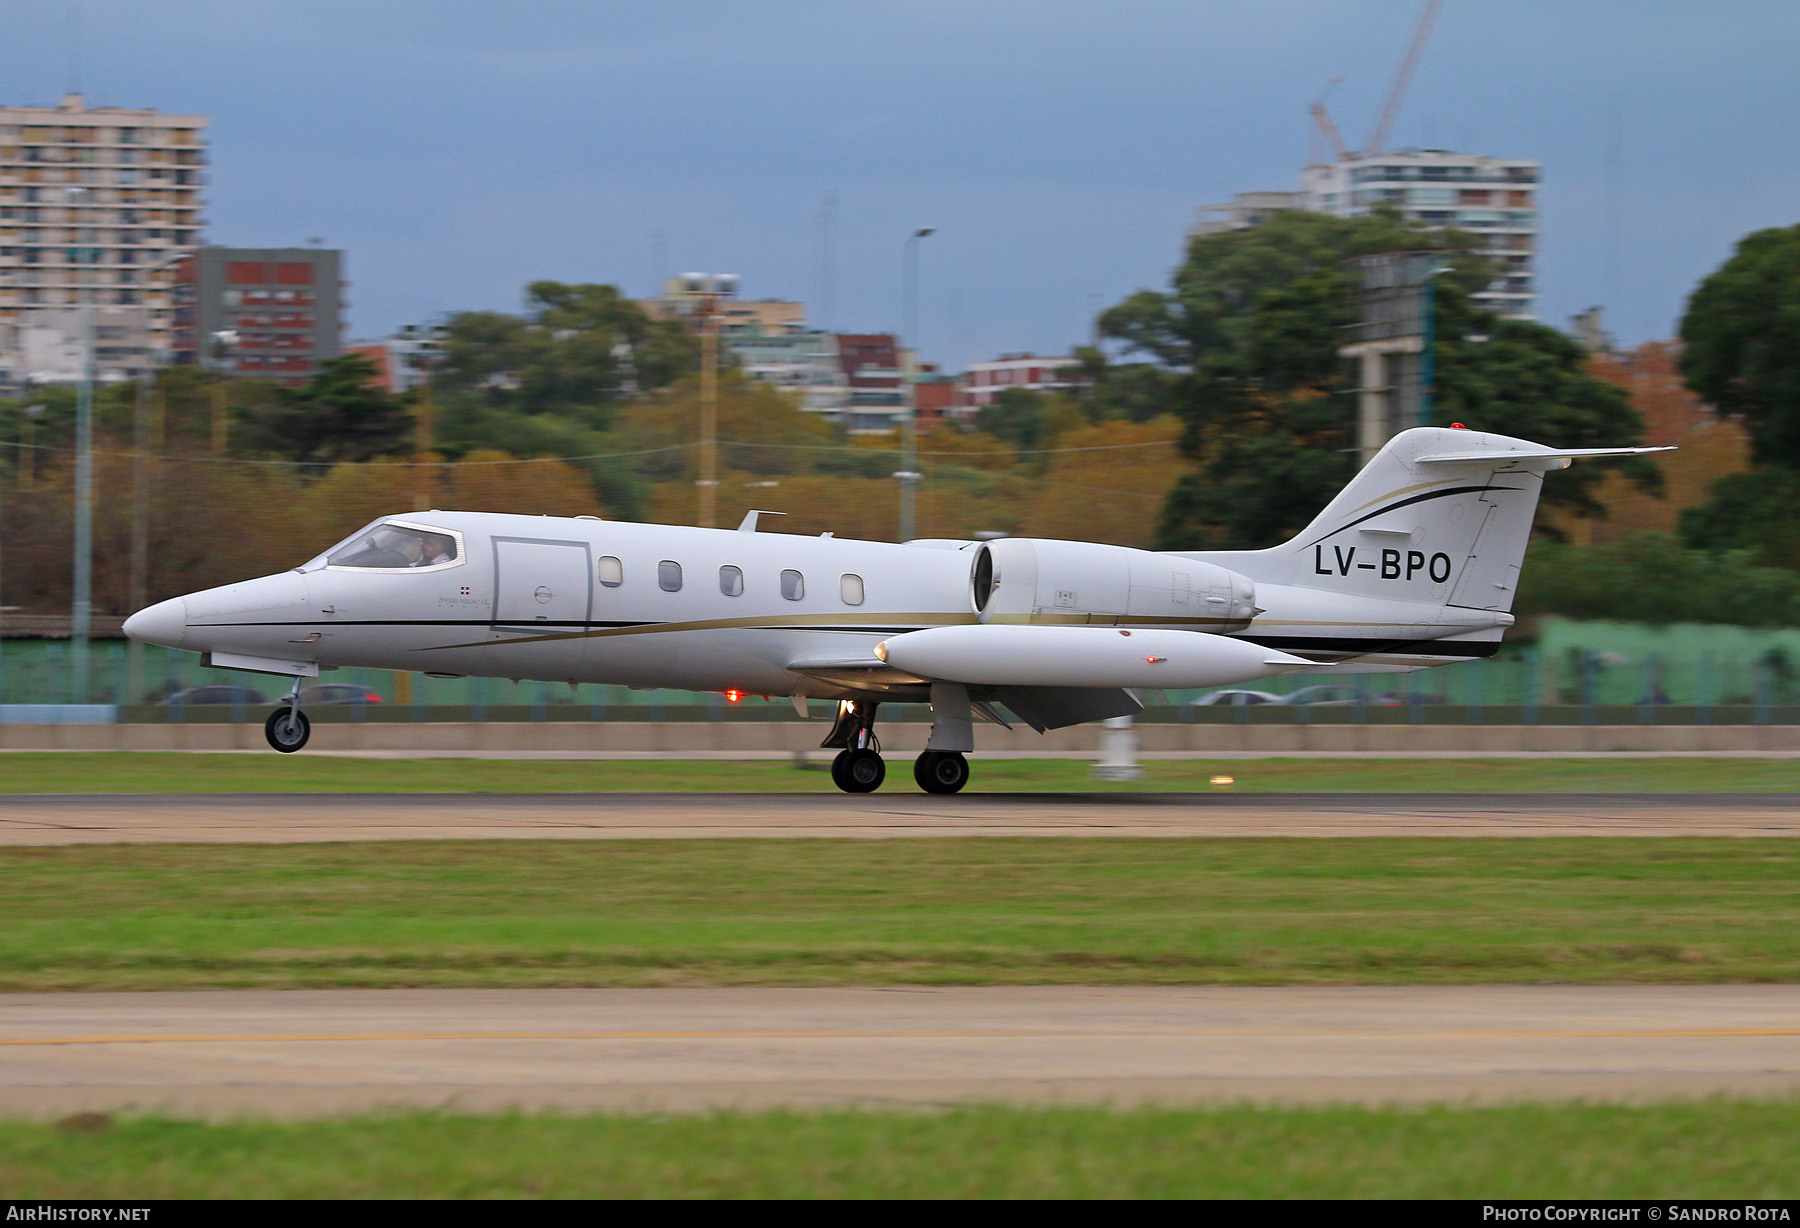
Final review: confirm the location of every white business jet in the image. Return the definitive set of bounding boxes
[123,426,1665,794]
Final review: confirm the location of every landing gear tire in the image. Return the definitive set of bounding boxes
[914,750,969,795]
[265,706,311,753]
[834,747,885,794]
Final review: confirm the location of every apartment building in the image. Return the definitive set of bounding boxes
[640,279,806,336]
[1301,150,1539,318]
[963,352,1084,409]
[0,94,207,387]
[172,246,343,384]
[1190,148,1540,319]
[724,326,846,415]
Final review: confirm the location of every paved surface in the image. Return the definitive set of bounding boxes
[1,986,1796,1117]
[2,792,1799,843]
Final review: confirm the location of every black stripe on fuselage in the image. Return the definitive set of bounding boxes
[188,619,936,635]
[190,619,1501,660]
[1303,485,1521,548]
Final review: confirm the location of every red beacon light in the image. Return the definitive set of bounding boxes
[726,689,742,703]
[1450,422,1468,429]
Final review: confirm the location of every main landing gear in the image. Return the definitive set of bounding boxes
[820,686,976,795]
[264,675,310,753]
[913,750,970,795]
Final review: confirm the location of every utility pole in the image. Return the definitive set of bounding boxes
[408,328,443,511]
[898,227,934,542]
[699,297,719,529]
[206,330,237,455]
[674,274,737,529]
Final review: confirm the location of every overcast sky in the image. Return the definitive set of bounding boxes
[5,1,1795,367]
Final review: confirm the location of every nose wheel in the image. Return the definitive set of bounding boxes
[264,706,310,753]
[265,675,311,753]
[914,750,969,794]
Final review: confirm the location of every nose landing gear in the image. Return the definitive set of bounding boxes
[264,676,310,753]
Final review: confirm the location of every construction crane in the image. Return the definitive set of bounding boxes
[1310,0,1443,162]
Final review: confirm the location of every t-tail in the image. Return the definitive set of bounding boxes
[1181,426,1669,670]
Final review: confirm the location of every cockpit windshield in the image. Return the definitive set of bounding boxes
[327,523,460,570]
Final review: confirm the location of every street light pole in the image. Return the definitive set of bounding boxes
[70,187,94,703]
[898,226,934,542]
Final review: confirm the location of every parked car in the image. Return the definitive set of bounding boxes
[1189,689,1285,706]
[156,685,269,706]
[1282,684,1401,707]
[298,684,383,705]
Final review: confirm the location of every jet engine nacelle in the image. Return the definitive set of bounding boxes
[969,538,1255,631]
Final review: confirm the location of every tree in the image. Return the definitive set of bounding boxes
[434,281,697,450]
[1091,209,1653,550]
[1680,223,1800,465]
[235,353,414,467]
[1679,467,1800,572]
[1675,224,1800,573]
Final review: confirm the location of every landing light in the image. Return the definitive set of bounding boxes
[1211,775,1235,787]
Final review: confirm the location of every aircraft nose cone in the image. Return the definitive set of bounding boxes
[123,597,187,649]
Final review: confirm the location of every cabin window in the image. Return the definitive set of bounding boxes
[780,569,805,601]
[658,560,683,592]
[840,573,865,606]
[597,556,623,588]
[719,565,744,597]
[327,523,458,570]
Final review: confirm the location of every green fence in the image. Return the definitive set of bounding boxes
[0,617,1796,724]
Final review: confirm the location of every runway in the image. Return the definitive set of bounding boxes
[1,792,1799,843]
[1,986,1796,1117]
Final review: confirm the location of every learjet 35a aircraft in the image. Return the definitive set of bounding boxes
[123,426,1665,794]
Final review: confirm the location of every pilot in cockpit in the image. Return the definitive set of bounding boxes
[417,534,454,567]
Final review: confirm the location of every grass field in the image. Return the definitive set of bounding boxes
[3,838,1797,990]
[5,1101,1798,1198]
[2,752,1798,794]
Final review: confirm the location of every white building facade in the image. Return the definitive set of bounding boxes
[0,94,208,389]
[1299,150,1539,319]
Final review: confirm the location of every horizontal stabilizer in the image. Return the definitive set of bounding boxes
[1415,445,1673,467]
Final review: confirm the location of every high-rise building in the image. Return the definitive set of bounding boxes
[1299,150,1539,318]
[1191,149,1540,320]
[0,93,207,386]
[173,246,343,384]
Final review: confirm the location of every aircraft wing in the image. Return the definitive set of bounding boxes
[991,686,1143,732]
[786,646,1142,730]
[786,651,929,691]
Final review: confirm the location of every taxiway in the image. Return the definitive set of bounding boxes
[1,791,1798,843]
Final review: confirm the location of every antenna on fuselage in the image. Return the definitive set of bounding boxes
[738,510,788,533]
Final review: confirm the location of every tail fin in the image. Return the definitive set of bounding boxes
[1188,427,1669,611]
